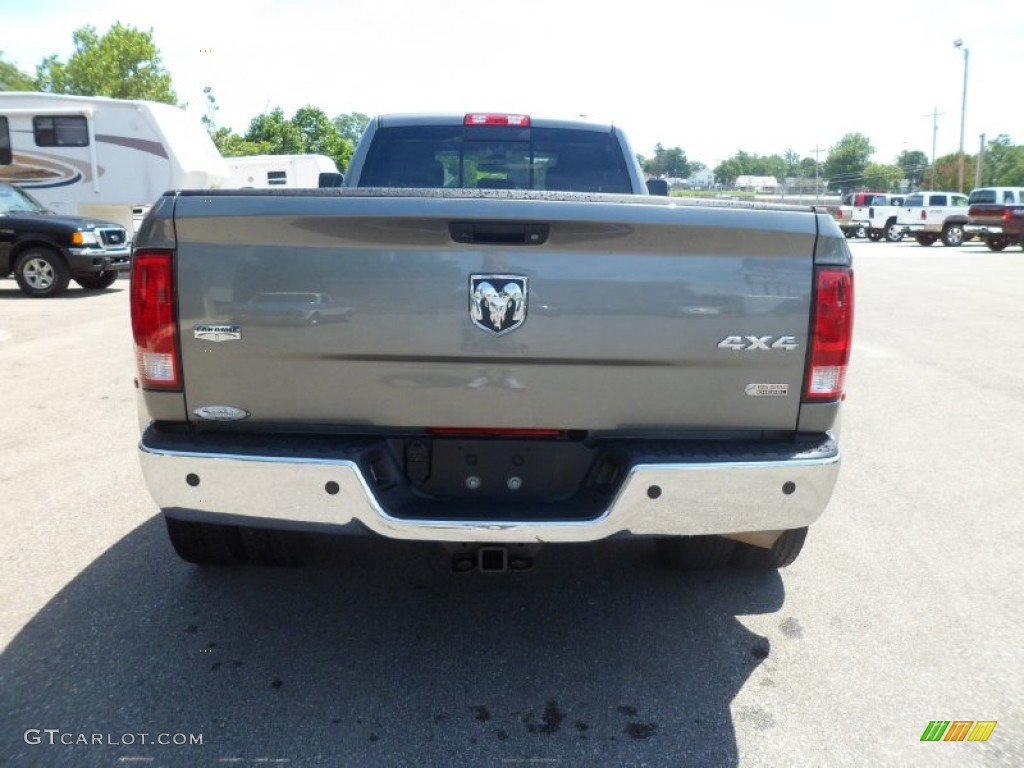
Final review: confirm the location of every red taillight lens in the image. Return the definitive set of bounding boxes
[130,249,180,389]
[805,268,854,401]
[464,113,530,127]
[920,209,927,220]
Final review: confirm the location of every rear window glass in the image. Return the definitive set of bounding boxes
[968,189,995,204]
[904,195,924,207]
[358,125,633,193]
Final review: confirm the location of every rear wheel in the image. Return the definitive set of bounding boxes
[986,237,1008,252]
[165,517,247,565]
[884,220,904,242]
[75,271,119,290]
[915,234,937,246]
[732,528,808,569]
[13,247,71,297]
[941,224,965,247]
[655,536,736,570]
[854,223,868,238]
[868,229,883,242]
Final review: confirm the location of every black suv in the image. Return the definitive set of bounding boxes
[0,183,131,297]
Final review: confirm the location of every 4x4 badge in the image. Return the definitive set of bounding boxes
[469,275,528,335]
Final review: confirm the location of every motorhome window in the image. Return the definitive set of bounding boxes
[0,117,11,164]
[33,116,89,147]
[267,171,287,185]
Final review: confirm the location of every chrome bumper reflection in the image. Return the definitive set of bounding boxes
[138,434,841,542]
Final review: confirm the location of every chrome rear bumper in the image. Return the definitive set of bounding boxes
[139,428,840,543]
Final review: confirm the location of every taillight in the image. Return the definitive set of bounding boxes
[464,113,530,127]
[920,209,927,220]
[804,268,854,401]
[130,249,180,389]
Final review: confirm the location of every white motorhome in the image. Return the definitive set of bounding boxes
[0,92,228,233]
[224,154,339,189]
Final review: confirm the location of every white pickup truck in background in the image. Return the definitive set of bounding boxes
[896,191,970,246]
[850,193,906,242]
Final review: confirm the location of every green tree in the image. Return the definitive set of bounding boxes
[293,106,352,170]
[35,23,177,103]
[823,133,874,193]
[245,108,305,154]
[863,162,903,191]
[932,152,976,191]
[981,135,1024,186]
[713,157,742,186]
[242,107,355,171]
[783,149,800,177]
[333,112,371,145]
[642,144,691,178]
[0,52,34,90]
[896,150,929,188]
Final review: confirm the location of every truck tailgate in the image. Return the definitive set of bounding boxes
[172,193,818,432]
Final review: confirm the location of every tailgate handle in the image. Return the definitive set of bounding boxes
[449,221,549,246]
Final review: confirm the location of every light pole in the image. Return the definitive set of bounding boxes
[954,39,969,192]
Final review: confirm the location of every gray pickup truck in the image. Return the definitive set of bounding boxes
[131,113,854,572]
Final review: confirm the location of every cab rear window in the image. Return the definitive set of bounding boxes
[358,125,632,193]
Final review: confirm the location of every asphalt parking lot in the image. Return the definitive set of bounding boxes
[1,238,1022,767]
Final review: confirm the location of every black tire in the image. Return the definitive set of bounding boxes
[941,224,965,247]
[75,271,119,290]
[868,229,883,242]
[655,536,736,570]
[915,234,937,247]
[854,223,868,238]
[986,237,1008,252]
[842,228,855,239]
[13,247,71,297]
[732,527,808,569]
[884,220,904,242]
[165,517,247,565]
[239,527,302,566]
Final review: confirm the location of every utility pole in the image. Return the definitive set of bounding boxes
[809,144,823,202]
[926,107,943,190]
[975,133,986,189]
[954,39,969,193]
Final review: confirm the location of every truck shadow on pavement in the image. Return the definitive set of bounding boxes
[0,518,785,768]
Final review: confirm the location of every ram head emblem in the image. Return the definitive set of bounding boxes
[469,275,528,335]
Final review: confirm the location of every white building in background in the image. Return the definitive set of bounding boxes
[734,175,779,192]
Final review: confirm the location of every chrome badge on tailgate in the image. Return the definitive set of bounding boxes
[194,324,241,342]
[469,275,528,335]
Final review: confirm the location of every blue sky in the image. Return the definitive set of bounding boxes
[3,0,1021,168]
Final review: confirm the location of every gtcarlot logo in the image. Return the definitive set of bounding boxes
[23,728,204,746]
